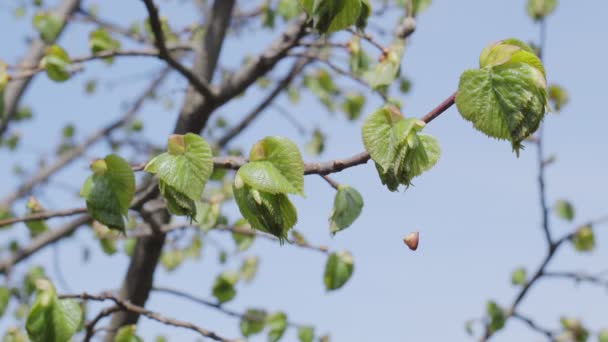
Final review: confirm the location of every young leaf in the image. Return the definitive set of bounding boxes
[0,287,10,317]
[364,41,405,90]
[33,12,63,43]
[23,266,47,297]
[25,197,48,237]
[41,45,70,82]
[89,28,121,64]
[560,317,589,342]
[25,280,83,342]
[324,251,354,291]
[598,329,608,342]
[80,155,135,231]
[277,0,301,21]
[548,84,569,111]
[3,328,28,342]
[341,92,366,121]
[298,326,315,342]
[306,0,365,33]
[239,256,259,283]
[305,129,326,156]
[511,267,526,286]
[267,312,288,342]
[527,0,557,21]
[145,134,213,216]
[114,325,143,342]
[233,175,298,241]
[329,185,363,235]
[362,106,440,191]
[348,37,371,77]
[456,38,548,154]
[554,199,575,221]
[232,219,256,252]
[240,309,267,337]
[486,301,505,333]
[160,249,184,272]
[212,271,239,304]
[194,201,220,231]
[572,225,595,252]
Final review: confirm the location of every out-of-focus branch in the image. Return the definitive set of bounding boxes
[0,67,170,208]
[0,0,81,139]
[0,215,91,275]
[76,7,147,43]
[511,312,554,339]
[60,292,236,342]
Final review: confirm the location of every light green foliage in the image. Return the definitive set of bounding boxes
[554,199,575,221]
[299,0,371,33]
[233,136,303,240]
[25,280,83,342]
[560,317,589,342]
[0,62,7,117]
[239,256,259,283]
[240,309,267,337]
[144,17,177,43]
[324,251,354,290]
[304,69,339,111]
[412,0,432,15]
[33,12,62,43]
[23,266,47,297]
[3,328,28,342]
[232,219,256,252]
[114,325,143,342]
[145,134,214,217]
[456,38,548,154]
[527,0,558,21]
[80,154,135,231]
[362,106,440,191]
[25,197,48,237]
[93,222,119,255]
[598,330,608,342]
[160,249,184,272]
[572,225,595,252]
[511,267,526,286]
[212,271,239,304]
[348,37,371,77]
[298,326,315,342]
[486,301,505,333]
[548,84,569,111]
[0,287,10,317]
[89,28,120,64]
[305,129,326,156]
[341,92,365,121]
[277,0,302,21]
[267,312,288,342]
[329,185,363,235]
[41,45,71,82]
[364,41,405,90]
[194,201,220,231]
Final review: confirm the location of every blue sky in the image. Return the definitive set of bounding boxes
[1,1,608,341]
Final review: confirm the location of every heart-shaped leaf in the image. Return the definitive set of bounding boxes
[456,38,548,154]
[240,309,267,337]
[527,0,557,21]
[41,45,70,82]
[212,271,239,304]
[267,312,288,342]
[25,280,83,342]
[364,41,405,90]
[80,154,135,231]
[298,326,315,342]
[301,0,368,33]
[33,12,63,43]
[324,251,354,291]
[329,185,363,235]
[114,325,143,342]
[89,28,121,64]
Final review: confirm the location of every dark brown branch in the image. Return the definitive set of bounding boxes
[76,8,147,43]
[543,271,608,288]
[140,0,216,100]
[60,292,236,342]
[0,207,87,227]
[511,312,554,339]
[85,306,121,342]
[0,215,91,275]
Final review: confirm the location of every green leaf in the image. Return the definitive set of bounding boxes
[324,251,354,291]
[486,301,505,333]
[329,185,363,235]
[232,220,256,252]
[0,287,10,317]
[548,84,569,111]
[267,312,287,342]
[194,201,220,231]
[554,199,575,221]
[305,0,365,33]
[361,106,440,191]
[572,225,595,252]
[212,271,239,304]
[348,37,371,77]
[233,178,298,241]
[511,267,526,286]
[527,0,557,21]
[560,317,589,342]
[160,249,184,272]
[89,28,120,64]
[80,154,135,231]
[298,326,314,342]
[26,280,83,342]
[145,134,213,216]
[25,197,48,237]
[412,0,432,15]
[456,38,548,154]
[41,45,70,82]
[23,266,47,297]
[341,92,365,121]
[33,12,63,43]
[598,329,608,342]
[240,309,267,337]
[364,41,405,90]
[239,256,259,283]
[277,0,302,20]
[114,325,143,342]
[305,129,326,156]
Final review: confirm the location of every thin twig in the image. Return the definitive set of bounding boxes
[320,175,340,190]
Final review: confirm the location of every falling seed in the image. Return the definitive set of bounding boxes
[403,231,419,251]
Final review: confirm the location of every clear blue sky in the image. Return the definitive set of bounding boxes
[1,1,608,341]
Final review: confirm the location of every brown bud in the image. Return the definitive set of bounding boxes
[403,231,419,251]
